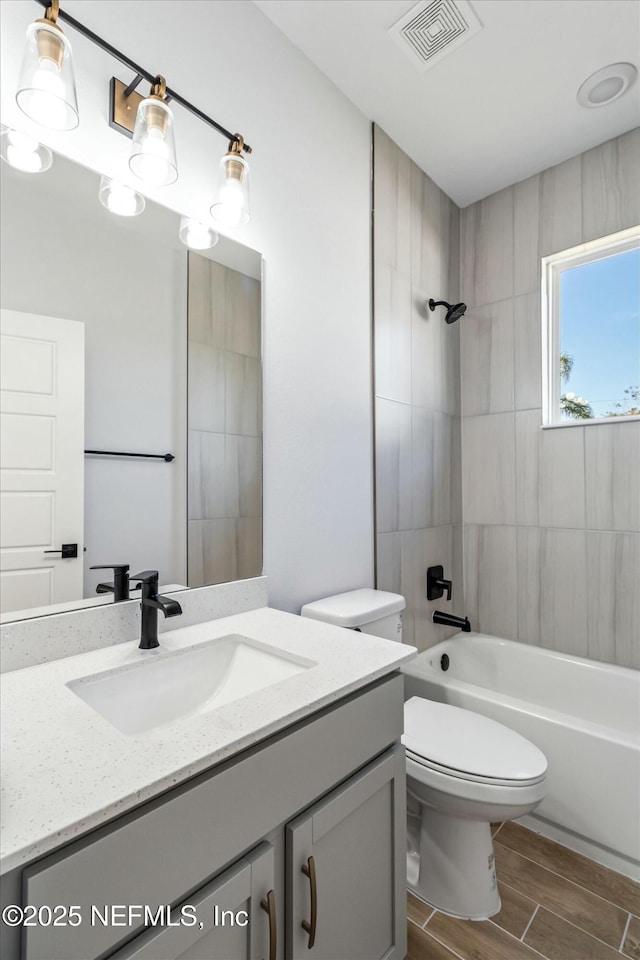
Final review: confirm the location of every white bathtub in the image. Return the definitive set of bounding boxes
[402,633,640,880]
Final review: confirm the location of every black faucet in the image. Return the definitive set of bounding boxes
[129,570,183,649]
[91,564,131,602]
[433,610,471,632]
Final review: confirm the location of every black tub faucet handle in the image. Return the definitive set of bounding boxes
[427,565,452,602]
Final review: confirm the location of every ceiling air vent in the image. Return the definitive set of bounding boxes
[389,0,482,73]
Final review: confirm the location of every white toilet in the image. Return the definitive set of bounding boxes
[301,588,548,920]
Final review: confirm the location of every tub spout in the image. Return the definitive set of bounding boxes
[433,610,471,632]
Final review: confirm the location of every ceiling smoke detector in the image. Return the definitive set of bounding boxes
[389,0,482,73]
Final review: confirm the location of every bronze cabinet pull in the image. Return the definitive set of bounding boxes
[260,888,277,960]
[301,855,317,949]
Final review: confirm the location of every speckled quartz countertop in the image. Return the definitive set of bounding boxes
[0,607,416,875]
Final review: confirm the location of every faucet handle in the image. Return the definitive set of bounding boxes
[426,565,452,601]
[90,565,131,602]
[129,570,159,584]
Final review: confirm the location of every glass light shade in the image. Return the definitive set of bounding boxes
[210,152,250,227]
[129,97,178,187]
[99,176,145,217]
[178,217,219,250]
[0,126,52,173]
[16,21,79,131]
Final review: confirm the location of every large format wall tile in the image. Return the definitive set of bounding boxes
[225,271,261,358]
[375,397,412,533]
[463,524,518,639]
[188,430,226,520]
[188,344,226,433]
[613,532,640,668]
[585,420,640,532]
[225,353,262,437]
[515,409,541,526]
[432,412,456,526]
[540,154,582,256]
[227,436,262,519]
[460,299,514,415]
[237,517,263,580]
[462,413,516,524]
[461,188,514,307]
[582,128,640,243]
[415,168,450,294]
[187,256,226,348]
[516,526,542,645]
[411,407,434,530]
[514,292,542,411]
[513,174,541,296]
[538,426,585,528]
[373,127,411,272]
[586,532,640,668]
[411,292,443,410]
[376,531,414,647]
[539,529,587,656]
[374,266,412,403]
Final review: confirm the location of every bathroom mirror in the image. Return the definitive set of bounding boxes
[0,149,262,621]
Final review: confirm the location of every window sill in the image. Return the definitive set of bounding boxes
[541,414,640,429]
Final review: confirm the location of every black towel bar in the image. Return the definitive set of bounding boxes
[84,450,175,462]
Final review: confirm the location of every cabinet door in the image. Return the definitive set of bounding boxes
[286,746,406,960]
[110,842,277,960]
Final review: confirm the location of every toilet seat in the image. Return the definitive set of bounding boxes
[403,697,547,785]
[405,748,546,787]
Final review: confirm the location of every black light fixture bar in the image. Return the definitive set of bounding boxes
[33,0,252,153]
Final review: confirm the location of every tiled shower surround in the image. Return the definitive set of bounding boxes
[373,125,463,651]
[373,125,640,666]
[459,128,640,668]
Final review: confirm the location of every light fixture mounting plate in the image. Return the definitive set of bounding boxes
[109,77,143,138]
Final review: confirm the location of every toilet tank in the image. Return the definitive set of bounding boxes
[300,588,405,642]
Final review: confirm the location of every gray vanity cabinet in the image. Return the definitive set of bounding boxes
[286,748,405,960]
[109,843,275,960]
[12,675,406,960]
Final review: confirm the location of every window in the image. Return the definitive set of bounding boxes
[542,226,640,426]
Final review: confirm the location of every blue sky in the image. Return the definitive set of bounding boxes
[560,247,640,418]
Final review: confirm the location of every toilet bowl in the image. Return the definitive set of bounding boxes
[403,696,547,918]
[300,589,548,920]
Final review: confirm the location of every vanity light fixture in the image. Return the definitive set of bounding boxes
[0,126,53,173]
[210,136,251,227]
[15,0,79,131]
[178,217,219,250]
[129,76,178,187]
[17,0,254,229]
[98,176,146,217]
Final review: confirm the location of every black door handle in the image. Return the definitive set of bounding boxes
[44,543,78,559]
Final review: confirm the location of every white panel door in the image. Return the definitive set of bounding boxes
[0,309,84,613]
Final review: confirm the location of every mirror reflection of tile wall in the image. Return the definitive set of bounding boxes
[187,254,262,586]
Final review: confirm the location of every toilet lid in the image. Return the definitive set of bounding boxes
[403,697,547,781]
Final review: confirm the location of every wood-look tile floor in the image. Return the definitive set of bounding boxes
[406,822,640,960]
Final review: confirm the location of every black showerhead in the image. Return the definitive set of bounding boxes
[428,298,468,324]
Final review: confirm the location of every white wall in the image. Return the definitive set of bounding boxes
[0,0,375,612]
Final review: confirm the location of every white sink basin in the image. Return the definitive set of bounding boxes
[67,634,316,735]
